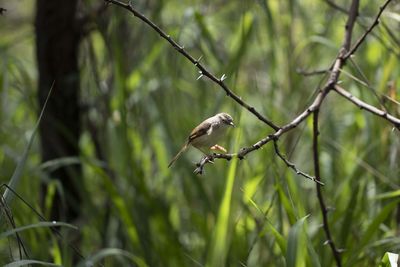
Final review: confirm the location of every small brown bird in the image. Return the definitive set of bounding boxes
[168,113,235,167]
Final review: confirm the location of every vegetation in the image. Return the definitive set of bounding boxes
[0,0,399,266]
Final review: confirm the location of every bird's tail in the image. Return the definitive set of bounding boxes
[168,143,188,168]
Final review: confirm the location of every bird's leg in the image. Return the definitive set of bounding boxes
[210,144,227,153]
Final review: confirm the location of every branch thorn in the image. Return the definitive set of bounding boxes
[220,74,227,81]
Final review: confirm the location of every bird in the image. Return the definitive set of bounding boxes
[168,112,235,168]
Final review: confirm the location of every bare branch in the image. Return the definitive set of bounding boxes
[273,140,324,185]
[342,0,359,52]
[312,111,342,267]
[334,85,400,129]
[104,0,280,131]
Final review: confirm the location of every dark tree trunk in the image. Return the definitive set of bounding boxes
[35,0,82,221]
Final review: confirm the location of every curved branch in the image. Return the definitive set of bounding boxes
[334,85,400,129]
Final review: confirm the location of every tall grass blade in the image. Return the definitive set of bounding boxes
[2,82,54,207]
[206,127,241,267]
[286,215,309,267]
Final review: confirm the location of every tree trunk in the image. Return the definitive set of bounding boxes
[35,0,81,221]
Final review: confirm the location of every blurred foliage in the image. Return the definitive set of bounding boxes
[1,0,400,266]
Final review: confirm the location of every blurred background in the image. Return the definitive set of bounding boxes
[0,0,399,266]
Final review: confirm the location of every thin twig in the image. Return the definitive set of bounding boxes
[344,0,393,59]
[334,85,400,129]
[273,140,324,186]
[105,0,280,131]
[312,111,342,267]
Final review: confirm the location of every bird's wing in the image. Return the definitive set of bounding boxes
[188,121,212,142]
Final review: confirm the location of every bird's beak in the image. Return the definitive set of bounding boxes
[229,121,235,127]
